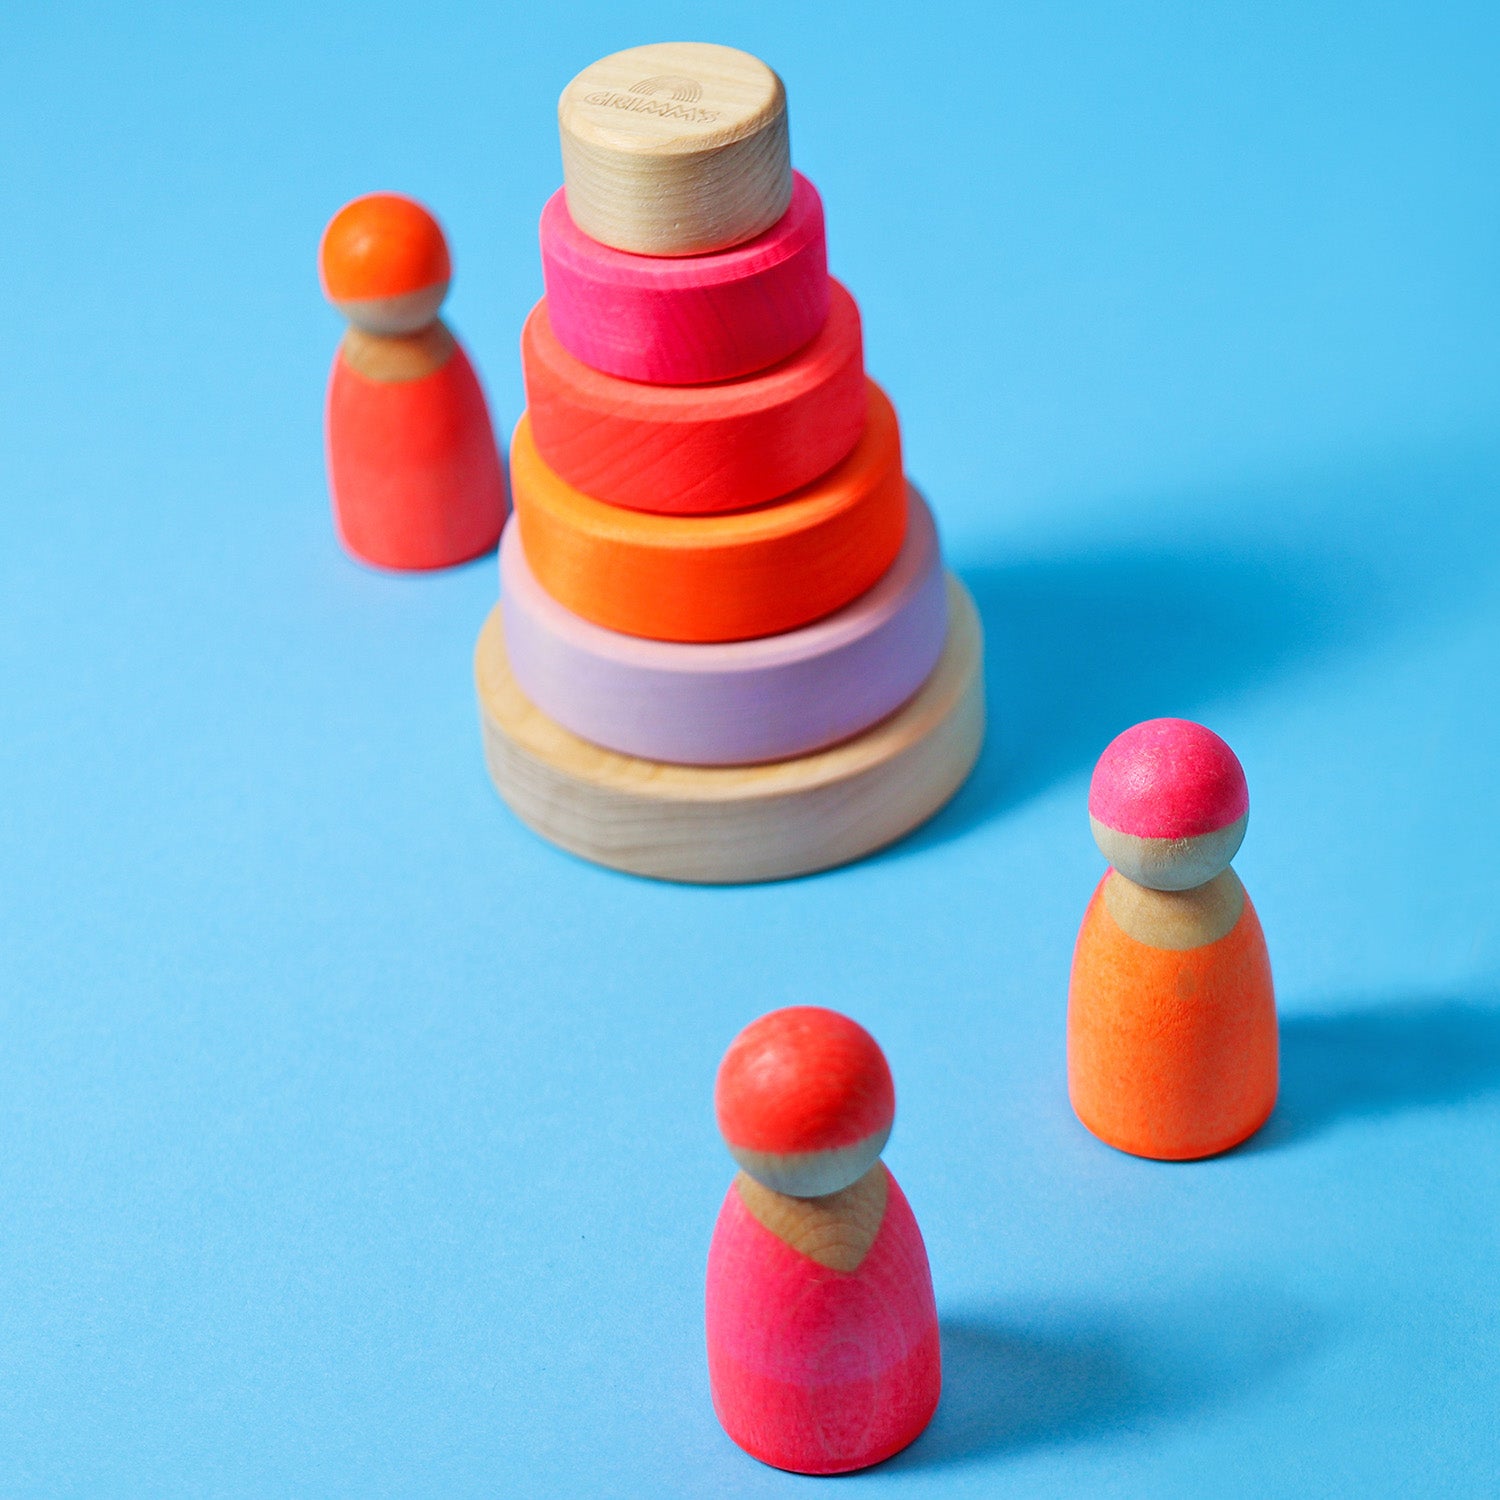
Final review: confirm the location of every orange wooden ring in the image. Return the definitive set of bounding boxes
[520,279,866,515]
[511,381,907,642]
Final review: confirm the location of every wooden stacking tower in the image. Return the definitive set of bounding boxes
[475,42,984,882]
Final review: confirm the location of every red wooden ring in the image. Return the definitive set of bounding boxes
[539,172,830,384]
[510,380,907,643]
[520,279,866,516]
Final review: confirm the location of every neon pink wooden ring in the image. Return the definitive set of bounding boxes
[499,486,947,766]
[539,172,830,385]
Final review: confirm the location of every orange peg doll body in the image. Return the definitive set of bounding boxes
[1068,718,1278,1159]
[319,193,507,570]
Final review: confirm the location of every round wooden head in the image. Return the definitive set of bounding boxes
[558,42,792,256]
[319,193,451,335]
[715,1007,894,1198]
[1089,718,1249,891]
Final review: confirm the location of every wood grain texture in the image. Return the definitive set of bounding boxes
[1102,867,1246,949]
[521,278,863,515]
[333,283,449,338]
[1089,717,1248,839]
[510,381,905,643]
[728,1132,892,1201]
[539,171,828,384]
[498,486,946,766]
[706,1167,940,1473]
[717,1006,896,1195]
[558,42,792,256]
[734,1164,889,1273]
[1068,875,1278,1159]
[340,321,455,383]
[326,336,507,571]
[473,576,985,883]
[1090,813,1248,892]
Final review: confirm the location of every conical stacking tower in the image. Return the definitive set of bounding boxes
[475,42,985,883]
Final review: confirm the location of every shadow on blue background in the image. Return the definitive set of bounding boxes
[898,537,1347,856]
[889,1290,1322,1472]
[881,996,1500,1470]
[895,443,1500,855]
[963,543,1337,811]
[1253,996,1500,1152]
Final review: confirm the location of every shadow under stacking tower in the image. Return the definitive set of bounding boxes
[475,42,985,883]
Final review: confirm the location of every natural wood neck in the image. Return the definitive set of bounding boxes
[735,1162,888,1272]
[341,320,455,383]
[1103,866,1245,949]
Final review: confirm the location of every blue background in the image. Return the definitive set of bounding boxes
[3,2,1498,1494]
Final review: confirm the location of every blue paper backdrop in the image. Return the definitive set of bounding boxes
[2,3,1497,1495]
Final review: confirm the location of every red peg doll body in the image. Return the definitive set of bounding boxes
[319,193,507,571]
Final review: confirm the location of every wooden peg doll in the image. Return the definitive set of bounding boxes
[319,193,506,570]
[1069,718,1278,1159]
[706,1006,940,1473]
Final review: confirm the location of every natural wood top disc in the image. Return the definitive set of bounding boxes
[475,576,985,883]
[558,42,793,256]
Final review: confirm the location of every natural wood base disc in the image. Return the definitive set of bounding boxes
[475,576,985,883]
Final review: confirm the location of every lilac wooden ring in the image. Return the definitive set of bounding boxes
[539,172,830,385]
[499,485,948,766]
